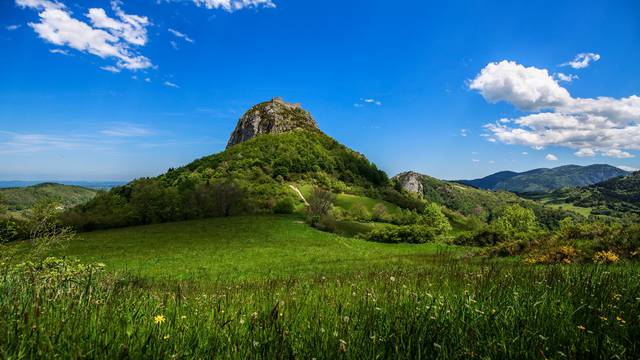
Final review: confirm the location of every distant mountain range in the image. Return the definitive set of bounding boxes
[0,181,126,190]
[458,165,629,193]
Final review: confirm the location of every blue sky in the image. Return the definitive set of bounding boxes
[1,0,639,181]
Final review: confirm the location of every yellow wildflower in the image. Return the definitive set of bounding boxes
[577,325,586,331]
[154,314,166,325]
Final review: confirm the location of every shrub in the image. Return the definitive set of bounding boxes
[372,203,391,222]
[273,197,295,214]
[306,187,335,225]
[419,203,452,235]
[349,204,370,222]
[314,214,338,233]
[365,225,436,244]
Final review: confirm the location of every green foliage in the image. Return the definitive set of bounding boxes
[348,203,371,221]
[273,197,295,214]
[419,203,452,235]
[547,171,640,217]
[65,131,394,230]
[371,203,391,222]
[365,225,436,244]
[493,204,538,236]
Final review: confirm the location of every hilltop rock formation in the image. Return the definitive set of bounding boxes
[227,97,319,148]
[393,171,424,197]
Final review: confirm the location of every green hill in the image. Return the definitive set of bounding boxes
[0,183,97,215]
[63,101,398,230]
[393,171,573,227]
[459,164,628,193]
[546,171,640,216]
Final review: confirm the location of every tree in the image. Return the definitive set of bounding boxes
[307,187,334,224]
[494,204,538,235]
[212,181,245,217]
[419,203,452,235]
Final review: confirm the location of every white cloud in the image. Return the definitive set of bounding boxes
[472,60,640,159]
[545,154,558,161]
[604,149,634,159]
[555,72,578,83]
[617,165,638,172]
[574,148,595,157]
[191,0,276,12]
[100,124,153,137]
[469,60,571,111]
[17,0,152,71]
[522,152,528,155]
[49,48,69,55]
[6,24,21,31]
[561,53,600,69]
[164,81,179,88]
[355,98,382,108]
[100,65,121,73]
[168,28,194,43]
[472,159,480,162]
[460,129,468,137]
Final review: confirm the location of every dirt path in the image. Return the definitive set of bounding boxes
[288,184,309,206]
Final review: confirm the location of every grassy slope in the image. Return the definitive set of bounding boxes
[0,183,97,213]
[62,215,461,281]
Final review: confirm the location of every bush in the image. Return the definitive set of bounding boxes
[372,203,391,222]
[273,197,295,214]
[349,204,370,222]
[314,214,338,233]
[419,203,452,235]
[365,225,436,244]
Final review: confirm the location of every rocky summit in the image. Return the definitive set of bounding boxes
[393,171,424,197]
[226,97,319,148]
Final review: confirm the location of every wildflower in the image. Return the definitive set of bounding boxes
[390,276,396,282]
[251,312,258,320]
[593,251,619,263]
[577,325,586,331]
[616,316,626,324]
[163,334,171,340]
[180,315,187,320]
[338,339,347,353]
[154,315,166,325]
[599,316,608,321]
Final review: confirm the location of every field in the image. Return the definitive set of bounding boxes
[2,216,639,359]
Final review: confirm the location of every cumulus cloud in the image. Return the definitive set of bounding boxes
[545,154,558,161]
[17,0,152,71]
[561,53,600,69]
[164,81,179,88]
[471,60,639,159]
[192,0,276,11]
[6,24,21,31]
[469,60,571,111]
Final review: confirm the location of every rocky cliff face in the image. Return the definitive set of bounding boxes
[226,97,319,148]
[393,171,424,197]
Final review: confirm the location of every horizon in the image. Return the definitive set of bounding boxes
[2,0,639,180]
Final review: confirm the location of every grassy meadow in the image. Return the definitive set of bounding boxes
[1,215,639,359]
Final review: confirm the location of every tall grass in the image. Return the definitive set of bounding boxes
[1,258,638,359]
